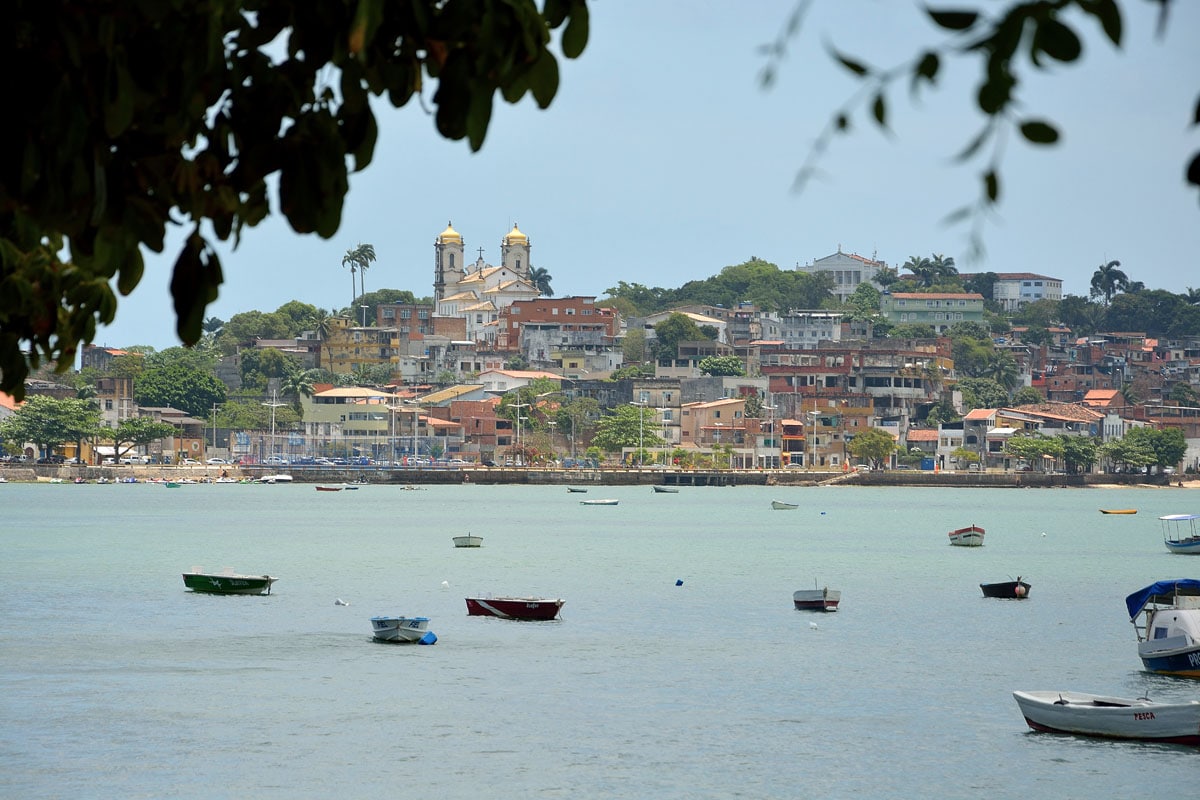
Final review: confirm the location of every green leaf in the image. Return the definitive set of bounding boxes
[528,50,561,108]
[1186,153,1200,188]
[170,233,223,346]
[1034,19,1082,63]
[828,46,868,76]
[1079,0,1122,45]
[1019,120,1060,144]
[926,9,978,31]
[561,5,589,59]
[984,169,999,202]
[872,93,887,127]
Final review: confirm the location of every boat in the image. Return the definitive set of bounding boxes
[341,483,361,490]
[980,577,1030,599]
[566,487,588,493]
[164,482,181,488]
[465,596,563,620]
[652,486,679,493]
[793,585,840,612]
[369,615,436,644]
[771,500,799,510]
[580,498,618,506]
[258,473,293,484]
[1160,513,1200,555]
[315,485,343,492]
[452,534,483,548]
[1125,579,1200,677]
[182,569,277,595]
[1100,508,1137,514]
[1012,690,1200,746]
[948,524,985,546]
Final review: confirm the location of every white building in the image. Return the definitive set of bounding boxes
[796,248,890,304]
[992,273,1063,312]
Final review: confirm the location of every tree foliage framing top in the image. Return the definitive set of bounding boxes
[761,0,1198,254]
[0,0,590,397]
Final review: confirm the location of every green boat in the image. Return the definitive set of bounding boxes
[182,571,277,595]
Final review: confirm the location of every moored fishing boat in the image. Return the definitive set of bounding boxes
[1100,508,1137,515]
[182,569,277,595]
[948,524,985,547]
[980,577,1030,598]
[580,498,618,506]
[452,534,483,548]
[793,585,840,612]
[370,615,436,643]
[771,500,798,510]
[465,596,563,620]
[1012,690,1200,746]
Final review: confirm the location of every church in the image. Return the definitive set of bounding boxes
[433,222,541,344]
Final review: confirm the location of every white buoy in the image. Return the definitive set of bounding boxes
[1041,532,1047,537]
[441,580,449,588]
[809,621,819,629]
[334,598,349,606]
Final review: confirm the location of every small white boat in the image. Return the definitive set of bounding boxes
[652,486,679,493]
[1160,513,1200,555]
[258,473,293,484]
[948,524,985,546]
[580,499,619,506]
[1013,690,1200,746]
[452,534,483,548]
[370,615,434,643]
[771,500,798,510]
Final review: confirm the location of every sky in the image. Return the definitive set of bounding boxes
[96,1,1200,351]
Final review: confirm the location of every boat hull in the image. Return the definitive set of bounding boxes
[948,525,985,546]
[652,486,678,493]
[771,501,798,510]
[1138,645,1200,678]
[183,573,277,595]
[452,535,483,548]
[1164,539,1200,555]
[1013,691,1200,746]
[370,616,431,643]
[580,499,618,506]
[793,588,840,612]
[981,581,1030,599]
[465,597,563,621]
[1100,509,1137,514]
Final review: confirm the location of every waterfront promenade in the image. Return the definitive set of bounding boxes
[1,462,1186,489]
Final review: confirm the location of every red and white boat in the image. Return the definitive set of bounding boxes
[793,586,840,612]
[465,596,563,620]
[948,524,985,547]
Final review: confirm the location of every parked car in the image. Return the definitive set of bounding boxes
[181,458,200,465]
[206,458,227,465]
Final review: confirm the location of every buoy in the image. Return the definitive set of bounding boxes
[1041,532,1046,537]
[334,598,349,606]
[675,579,683,586]
[820,511,826,515]
[1015,585,1026,597]
[441,580,449,588]
[418,631,438,645]
[809,621,819,630]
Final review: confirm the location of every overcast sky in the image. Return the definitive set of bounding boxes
[97,1,1200,350]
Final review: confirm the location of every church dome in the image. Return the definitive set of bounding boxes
[503,223,528,244]
[438,221,462,243]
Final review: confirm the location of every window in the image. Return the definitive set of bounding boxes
[105,399,113,410]
[399,309,410,319]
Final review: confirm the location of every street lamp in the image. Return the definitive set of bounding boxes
[763,404,778,469]
[807,411,818,470]
[510,400,530,465]
[629,401,646,467]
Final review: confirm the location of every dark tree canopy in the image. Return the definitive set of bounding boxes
[0,0,589,397]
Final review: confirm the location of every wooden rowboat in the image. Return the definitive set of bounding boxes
[1099,508,1137,514]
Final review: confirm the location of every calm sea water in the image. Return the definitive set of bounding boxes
[1,482,1197,798]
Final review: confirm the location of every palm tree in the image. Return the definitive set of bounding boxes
[986,351,1020,392]
[1118,380,1141,407]
[1185,287,1200,306]
[201,316,225,335]
[341,244,377,324]
[929,253,958,284]
[902,255,933,287]
[529,266,554,296]
[1089,259,1127,305]
[280,368,318,412]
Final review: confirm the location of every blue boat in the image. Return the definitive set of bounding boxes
[1125,579,1200,678]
